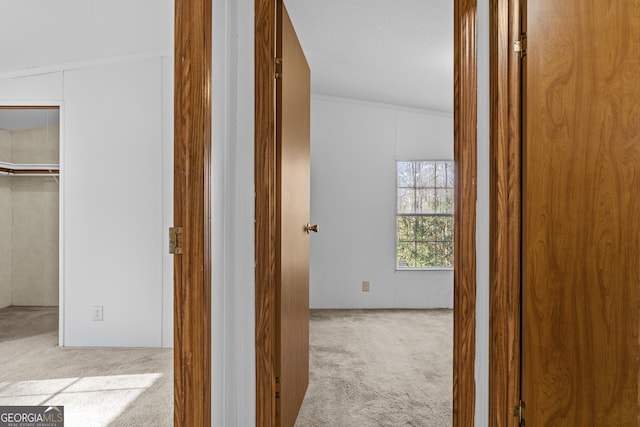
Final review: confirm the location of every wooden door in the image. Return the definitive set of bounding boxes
[275,2,311,426]
[521,1,640,424]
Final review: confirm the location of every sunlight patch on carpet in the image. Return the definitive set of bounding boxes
[0,373,162,427]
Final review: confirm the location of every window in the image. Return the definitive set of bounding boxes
[396,160,454,269]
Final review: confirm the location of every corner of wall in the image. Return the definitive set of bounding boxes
[0,129,13,308]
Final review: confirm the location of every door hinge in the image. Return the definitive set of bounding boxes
[513,399,526,425]
[275,57,282,79]
[514,32,527,57]
[169,227,183,255]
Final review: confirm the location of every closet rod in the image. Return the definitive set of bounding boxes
[0,161,60,176]
[0,171,60,176]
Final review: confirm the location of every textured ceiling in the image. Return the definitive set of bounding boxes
[284,0,453,112]
[0,1,452,116]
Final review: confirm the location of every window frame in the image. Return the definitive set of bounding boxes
[395,159,455,271]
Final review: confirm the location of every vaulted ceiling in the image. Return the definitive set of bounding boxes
[284,0,453,113]
[0,0,453,128]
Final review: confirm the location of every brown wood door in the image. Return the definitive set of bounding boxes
[275,2,311,426]
[521,1,640,425]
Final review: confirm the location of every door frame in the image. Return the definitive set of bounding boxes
[255,0,479,425]
[174,0,212,425]
[488,0,522,425]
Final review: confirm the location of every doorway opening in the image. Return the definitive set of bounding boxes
[0,106,62,343]
[255,0,478,425]
[292,2,453,423]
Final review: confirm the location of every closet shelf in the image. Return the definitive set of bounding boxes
[0,161,60,176]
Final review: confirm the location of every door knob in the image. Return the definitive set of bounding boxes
[305,223,319,234]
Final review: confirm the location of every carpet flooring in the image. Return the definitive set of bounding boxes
[1,307,451,426]
[0,306,173,427]
[296,309,453,427]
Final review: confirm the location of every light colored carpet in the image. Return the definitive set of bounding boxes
[0,306,173,427]
[1,307,451,426]
[295,309,452,427]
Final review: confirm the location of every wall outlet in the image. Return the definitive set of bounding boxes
[93,305,103,321]
[362,281,370,292]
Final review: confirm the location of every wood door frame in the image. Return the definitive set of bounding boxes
[174,0,212,426]
[488,0,522,425]
[491,2,640,423]
[255,0,479,425]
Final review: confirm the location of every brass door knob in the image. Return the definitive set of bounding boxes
[305,223,319,234]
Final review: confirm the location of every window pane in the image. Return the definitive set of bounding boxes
[416,162,436,187]
[435,241,454,268]
[436,162,448,187]
[397,242,416,268]
[446,162,455,187]
[397,216,416,241]
[397,161,414,187]
[397,188,415,213]
[443,241,454,267]
[396,160,454,269]
[416,188,436,213]
[435,188,454,213]
[416,216,437,241]
[432,216,445,240]
[415,242,436,267]
[441,216,454,240]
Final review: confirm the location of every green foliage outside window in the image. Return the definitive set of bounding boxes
[396,161,454,268]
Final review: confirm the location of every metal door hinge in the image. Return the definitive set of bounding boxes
[169,227,183,255]
[275,58,282,79]
[514,32,527,57]
[513,399,525,425]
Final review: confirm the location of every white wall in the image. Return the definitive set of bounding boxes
[476,0,490,422]
[0,56,173,347]
[63,58,164,347]
[0,0,174,347]
[211,0,256,424]
[310,96,453,309]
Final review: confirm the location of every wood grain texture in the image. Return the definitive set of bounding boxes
[453,0,477,425]
[275,5,311,426]
[174,0,212,426]
[489,0,522,425]
[522,1,640,424]
[255,0,277,425]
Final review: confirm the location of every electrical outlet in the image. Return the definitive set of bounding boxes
[362,281,370,292]
[93,306,103,321]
